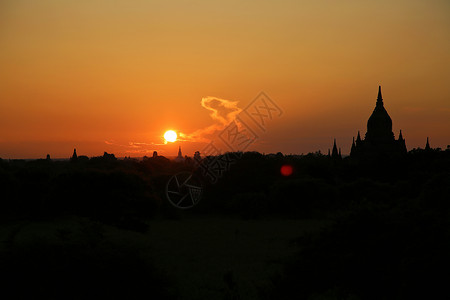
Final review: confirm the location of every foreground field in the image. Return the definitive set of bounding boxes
[146,217,328,299]
[0,216,328,299]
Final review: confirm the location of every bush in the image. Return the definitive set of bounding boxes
[0,225,175,299]
[232,192,267,219]
[270,209,450,299]
[269,178,336,218]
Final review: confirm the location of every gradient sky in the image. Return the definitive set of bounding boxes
[1,0,449,158]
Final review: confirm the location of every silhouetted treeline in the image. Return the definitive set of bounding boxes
[1,149,449,222]
[0,155,193,228]
[199,149,450,219]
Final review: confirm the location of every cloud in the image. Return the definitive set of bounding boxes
[201,96,242,125]
[124,149,158,154]
[104,140,163,155]
[105,140,165,147]
[178,96,242,142]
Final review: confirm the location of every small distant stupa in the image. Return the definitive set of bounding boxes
[331,138,342,160]
[70,148,78,162]
[425,137,431,151]
[174,146,185,162]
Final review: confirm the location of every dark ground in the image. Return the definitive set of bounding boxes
[0,149,449,299]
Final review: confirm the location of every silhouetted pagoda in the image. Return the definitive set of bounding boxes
[70,148,78,162]
[331,138,342,160]
[174,146,185,162]
[425,137,431,151]
[350,86,407,159]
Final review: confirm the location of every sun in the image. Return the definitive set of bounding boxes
[164,130,177,143]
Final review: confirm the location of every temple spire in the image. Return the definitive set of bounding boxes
[377,85,383,102]
[425,137,431,151]
[175,146,185,162]
[70,148,78,162]
[331,138,340,159]
[350,137,357,157]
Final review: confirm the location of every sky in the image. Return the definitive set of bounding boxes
[1,0,449,158]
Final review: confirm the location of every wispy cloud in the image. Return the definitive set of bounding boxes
[104,140,163,155]
[201,96,241,125]
[178,96,242,142]
[124,149,158,154]
[105,140,165,147]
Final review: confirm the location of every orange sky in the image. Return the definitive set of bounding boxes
[1,0,449,158]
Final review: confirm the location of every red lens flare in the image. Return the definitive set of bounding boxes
[280,165,293,176]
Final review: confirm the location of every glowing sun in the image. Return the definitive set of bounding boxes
[164,130,177,143]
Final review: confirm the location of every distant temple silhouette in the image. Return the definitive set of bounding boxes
[350,86,407,159]
[331,138,342,160]
[174,146,185,162]
[425,137,431,151]
[70,148,78,162]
